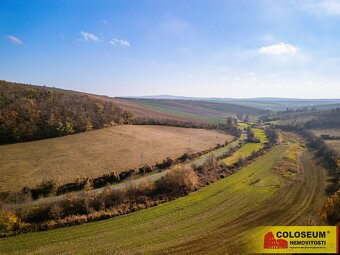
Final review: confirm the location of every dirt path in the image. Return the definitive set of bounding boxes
[168,150,328,254]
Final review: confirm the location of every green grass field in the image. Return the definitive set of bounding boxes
[222,143,264,165]
[237,122,249,130]
[222,127,266,166]
[252,128,268,143]
[0,145,288,255]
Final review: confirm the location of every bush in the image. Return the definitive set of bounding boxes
[101,188,127,208]
[156,157,174,169]
[156,166,198,195]
[30,179,58,199]
[127,180,155,199]
[202,154,218,172]
[0,209,23,236]
[19,204,52,223]
[49,203,64,220]
[321,189,340,225]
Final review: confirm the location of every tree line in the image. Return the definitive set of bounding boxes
[132,116,242,137]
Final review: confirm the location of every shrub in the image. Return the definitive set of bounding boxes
[156,157,174,169]
[101,188,127,208]
[235,156,246,167]
[202,154,218,172]
[138,164,153,174]
[321,189,340,225]
[49,203,64,220]
[127,179,155,199]
[61,194,87,216]
[156,166,198,195]
[84,194,104,213]
[31,179,58,199]
[178,153,190,162]
[0,209,22,236]
[19,204,53,223]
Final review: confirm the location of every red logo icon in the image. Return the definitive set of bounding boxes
[264,231,288,249]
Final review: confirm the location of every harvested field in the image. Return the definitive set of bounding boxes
[0,125,232,191]
[312,128,340,137]
[311,128,340,154]
[325,140,340,154]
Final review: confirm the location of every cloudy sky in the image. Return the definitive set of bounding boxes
[1,0,340,98]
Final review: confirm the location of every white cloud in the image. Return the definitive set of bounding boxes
[80,31,99,42]
[303,0,340,16]
[6,35,22,45]
[258,42,298,56]
[109,38,130,47]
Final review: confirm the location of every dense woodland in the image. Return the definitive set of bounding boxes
[0,81,133,144]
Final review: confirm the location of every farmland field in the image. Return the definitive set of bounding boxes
[311,128,340,154]
[110,98,199,122]
[222,128,267,165]
[222,143,263,165]
[0,134,328,254]
[325,140,340,154]
[118,98,261,124]
[0,125,232,192]
[252,128,268,143]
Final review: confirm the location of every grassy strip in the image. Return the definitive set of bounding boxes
[222,143,264,166]
[252,128,268,143]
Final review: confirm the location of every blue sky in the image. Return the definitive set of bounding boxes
[1,0,340,98]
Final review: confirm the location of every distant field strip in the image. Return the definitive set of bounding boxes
[311,128,340,154]
[222,128,266,165]
[0,125,232,191]
[252,128,268,143]
[222,143,263,165]
[127,99,223,123]
[0,141,309,255]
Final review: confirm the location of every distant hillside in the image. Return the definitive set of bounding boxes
[120,98,263,123]
[128,95,340,111]
[110,98,200,122]
[0,80,132,144]
[306,108,340,129]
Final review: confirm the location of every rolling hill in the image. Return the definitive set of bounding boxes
[115,98,262,124]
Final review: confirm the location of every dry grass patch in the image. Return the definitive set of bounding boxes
[0,125,232,191]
